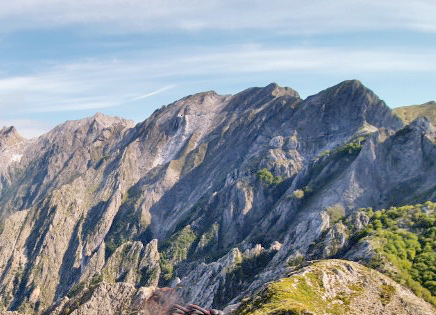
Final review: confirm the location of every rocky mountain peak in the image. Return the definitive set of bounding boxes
[312,79,402,130]
[263,82,300,98]
[174,90,230,115]
[0,126,17,135]
[0,126,25,148]
[42,113,134,144]
[90,112,135,128]
[321,79,375,105]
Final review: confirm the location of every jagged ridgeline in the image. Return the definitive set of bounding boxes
[0,80,435,314]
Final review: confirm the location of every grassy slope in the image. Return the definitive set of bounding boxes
[393,101,436,125]
[235,260,434,315]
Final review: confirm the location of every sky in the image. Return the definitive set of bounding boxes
[0,0,435,138]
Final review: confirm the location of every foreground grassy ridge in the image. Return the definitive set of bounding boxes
[357,202,436,305]
[235,260,420,315]
[236,266,348,315]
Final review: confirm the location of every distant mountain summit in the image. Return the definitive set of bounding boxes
[0,80,435,314]
[0,126,25,148]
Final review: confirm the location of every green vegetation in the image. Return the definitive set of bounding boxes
[256,168,282,185]
[105,236,126,260]
[231,251,275,281]
[214,250,277,309]
[194,223,219,256]
[288,255,304,267]
[317,137,366,160]
[161,225,196,263]
[292,189,305,199]
[67,282,85,299]
[104,206,140,259]
[64,273,104,314]
[236,268,346,315]
[327,204,346,224]
[159,225,197,283]
[353,202,436,305]
[337,136,366,155]
[320,149,331,157]
[380,284,396,305]
[159,259,174,282]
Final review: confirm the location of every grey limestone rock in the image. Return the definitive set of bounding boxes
[0,81,435,314]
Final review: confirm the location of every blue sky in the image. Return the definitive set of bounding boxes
[0,0,435,137]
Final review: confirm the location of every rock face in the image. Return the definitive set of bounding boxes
[235,260,436,315]
[0,80,435,314]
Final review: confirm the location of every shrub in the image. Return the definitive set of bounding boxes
[256,168,282,186]
[293,189,305,199]
[327,204,345,224]
[352,202,436,306]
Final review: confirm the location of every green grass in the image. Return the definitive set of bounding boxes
[236,268,346,315]
[393,101,436,125]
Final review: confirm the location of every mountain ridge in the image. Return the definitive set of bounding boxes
[0,80,435,314]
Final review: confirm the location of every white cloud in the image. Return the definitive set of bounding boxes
[0,0,435,34]
[130,85,175,102]
[0,45,434,115]
[28,85,175,113]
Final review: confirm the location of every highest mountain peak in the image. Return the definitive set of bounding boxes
[297,79,403,133]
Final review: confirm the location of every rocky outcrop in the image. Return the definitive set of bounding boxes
[235,260,436,315]
[47,284,180,315]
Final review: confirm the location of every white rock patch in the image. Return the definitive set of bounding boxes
[11,154,23,163]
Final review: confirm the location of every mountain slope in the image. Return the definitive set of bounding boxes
[235,260,435,315]
[0,80,435,314]
[393,101,436,125]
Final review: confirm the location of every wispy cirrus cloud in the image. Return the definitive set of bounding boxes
[0,0,435,34]
[0,1,433,139]
[27,85,175,113]
[0,45,434,115]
